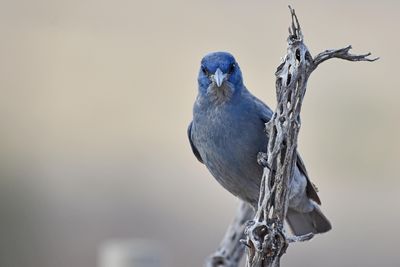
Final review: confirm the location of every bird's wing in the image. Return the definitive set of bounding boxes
[253,93,322,205]
[187,121,204,164]
[250,94,274,124]
[296,154,321,205]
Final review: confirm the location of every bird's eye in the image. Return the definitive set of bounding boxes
[201,66,209,76]
[228,63,236,74]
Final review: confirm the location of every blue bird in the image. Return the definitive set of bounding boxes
[188,52,331,235]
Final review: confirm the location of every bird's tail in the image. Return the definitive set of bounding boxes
[286,206,331,236]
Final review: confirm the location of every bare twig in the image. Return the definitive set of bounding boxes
[312,46,378,69]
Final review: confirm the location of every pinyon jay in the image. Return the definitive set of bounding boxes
[188,52,331,235]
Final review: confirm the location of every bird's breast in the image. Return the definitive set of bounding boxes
[192,102,267,204]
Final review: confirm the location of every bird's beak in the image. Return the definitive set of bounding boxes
[213,68,227,87]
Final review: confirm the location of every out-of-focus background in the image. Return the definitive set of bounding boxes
[0,0,399,266]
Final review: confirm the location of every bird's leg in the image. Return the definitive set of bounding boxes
[205,201,254,267]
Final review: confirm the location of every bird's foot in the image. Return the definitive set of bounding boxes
[257,152,270,169]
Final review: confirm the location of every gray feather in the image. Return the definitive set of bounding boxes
[188,122,203,163]
[287,207,332,235]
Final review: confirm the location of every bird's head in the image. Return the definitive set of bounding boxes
[197,52,243,100]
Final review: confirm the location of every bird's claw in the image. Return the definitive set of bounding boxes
[257,152,269,168]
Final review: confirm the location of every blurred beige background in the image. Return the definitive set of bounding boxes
[0,0,399,266]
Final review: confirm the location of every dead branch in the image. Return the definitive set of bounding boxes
[205,201,254,267]
[244,6,376,267]
[204,6,376,267]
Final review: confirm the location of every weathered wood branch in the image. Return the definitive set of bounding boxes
[205,201,254,267]
[244,6,377,267]
[312,46,378,70]
[204,6,376,267]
